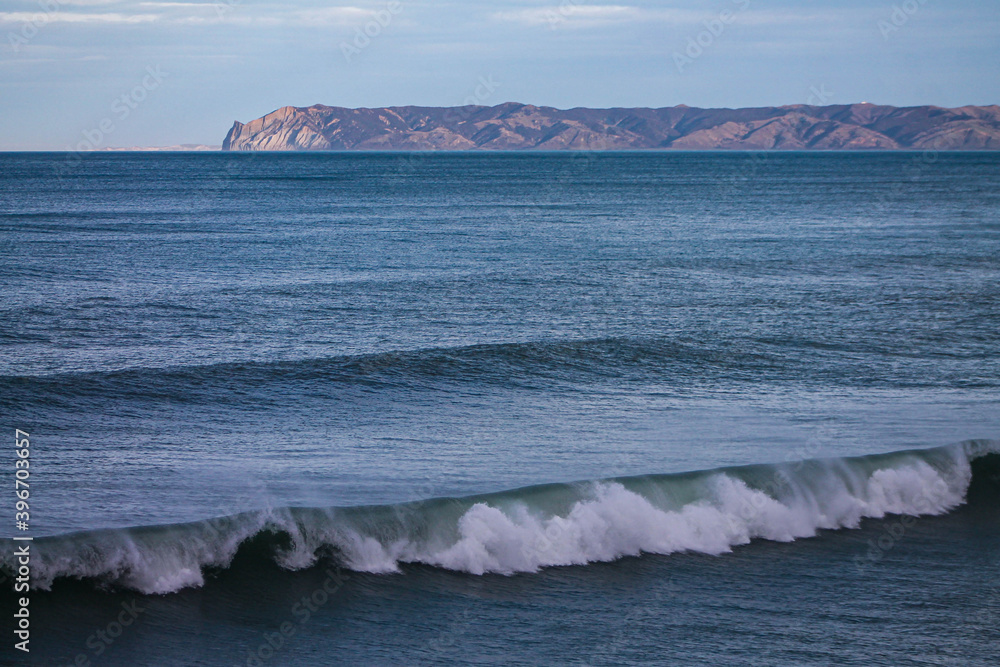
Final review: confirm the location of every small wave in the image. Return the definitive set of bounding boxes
[0,336,799,410]
[2,440,996,594]
[5,335,998,407]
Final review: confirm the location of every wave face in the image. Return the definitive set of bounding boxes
[4,440,997,595]
[1,337,740,401]
[6,330,999,410]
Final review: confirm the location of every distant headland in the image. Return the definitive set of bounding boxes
[222,103,1000,151]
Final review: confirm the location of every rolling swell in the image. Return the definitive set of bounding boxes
[0,337,781,407]
[4,334,993,410]
[3,440,996,595]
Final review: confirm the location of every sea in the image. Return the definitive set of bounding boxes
[1,151,998,666]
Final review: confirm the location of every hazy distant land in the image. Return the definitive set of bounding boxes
[99,144,221,152]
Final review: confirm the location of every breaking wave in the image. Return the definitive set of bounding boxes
[3,440,997,595]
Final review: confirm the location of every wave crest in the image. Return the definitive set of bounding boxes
[3,440,995,594]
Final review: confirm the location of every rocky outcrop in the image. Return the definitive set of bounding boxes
[222,103,1000,151]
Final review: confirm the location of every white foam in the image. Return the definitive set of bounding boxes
[334,454,971,576]
[14,443,984,593]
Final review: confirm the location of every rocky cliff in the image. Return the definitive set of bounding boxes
[222,103,1000,151]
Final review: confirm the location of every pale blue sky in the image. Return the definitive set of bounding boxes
[1,0,997,149]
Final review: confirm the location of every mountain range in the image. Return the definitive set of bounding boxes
[222,103,1000,151]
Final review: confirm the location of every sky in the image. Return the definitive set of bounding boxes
[0,0,997,149]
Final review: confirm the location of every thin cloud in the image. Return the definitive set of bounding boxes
[492,5,643,27]
[0,11,160,23]
[0,3,390,27]
[489,5,883,29]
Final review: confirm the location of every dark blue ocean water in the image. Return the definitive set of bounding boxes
[1,152,998,666]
